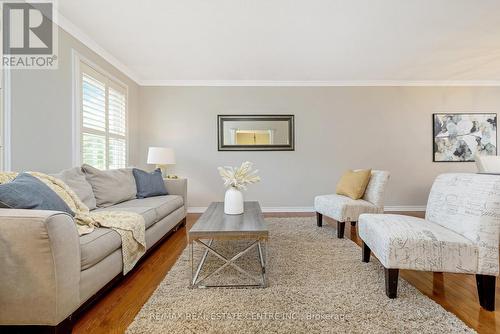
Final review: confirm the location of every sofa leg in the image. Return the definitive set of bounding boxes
[316,212,323,227]
[180,217,187,227]
[476,274,496,311]
[337,221,345,238]
[362,242,371,263]
[385,268,399,299]
[351,221,357,227]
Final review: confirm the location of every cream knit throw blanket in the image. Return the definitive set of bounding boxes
[0,172,146,274]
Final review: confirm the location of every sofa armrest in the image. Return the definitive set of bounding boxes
[0,209,81,325]
[164,178,187,208]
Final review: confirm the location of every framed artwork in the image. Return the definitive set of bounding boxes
[433,113,497,162]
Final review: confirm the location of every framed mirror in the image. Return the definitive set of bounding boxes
[218,115,295,151]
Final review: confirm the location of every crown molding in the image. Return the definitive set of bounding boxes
[187,205,426,214]
[57,12,142,85]
[54,14,500,88]
[140,80,500,87]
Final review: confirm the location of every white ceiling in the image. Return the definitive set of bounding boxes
[58,0,500,85]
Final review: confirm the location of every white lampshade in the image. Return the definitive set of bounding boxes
[147,147,176,165]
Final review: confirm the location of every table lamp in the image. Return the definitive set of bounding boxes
[147,147,177,178]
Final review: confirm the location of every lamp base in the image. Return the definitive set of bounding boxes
[155,165,177,179]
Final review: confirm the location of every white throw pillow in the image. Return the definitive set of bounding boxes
[475,155,500,174]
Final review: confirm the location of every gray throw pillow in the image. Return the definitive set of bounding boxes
[133,168,168,199]
[51,167,97,210]
[0,173,74,216]
[81,164,137,208]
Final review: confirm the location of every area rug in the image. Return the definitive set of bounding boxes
[127,217,474,333]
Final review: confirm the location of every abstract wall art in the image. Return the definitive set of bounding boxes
[433,113,497,162]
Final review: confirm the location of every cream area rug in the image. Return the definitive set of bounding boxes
[127,217,474,333]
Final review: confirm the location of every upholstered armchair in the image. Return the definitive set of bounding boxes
[359,173,500,311]
[314,170,390,238]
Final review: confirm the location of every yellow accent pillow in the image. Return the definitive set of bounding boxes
[336,169,372,200]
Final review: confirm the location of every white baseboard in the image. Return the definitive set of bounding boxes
[260,207,316,212]
[187,205,426,214]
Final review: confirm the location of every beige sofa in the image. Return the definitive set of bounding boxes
[0,174,187,332]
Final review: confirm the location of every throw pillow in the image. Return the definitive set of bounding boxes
[51,167,97,210]
[0,173,74,216]
[81,164,137,207]
[336,169,372,200]
[133,168,168,198]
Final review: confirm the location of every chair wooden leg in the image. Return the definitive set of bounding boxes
[351,221,357,227]
[316,212,323,227]
[362,242,371,262]
[476,274,496,311]
[385,268,399,299]
[337,221,345,238]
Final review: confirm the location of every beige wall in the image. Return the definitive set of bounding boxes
[9,26,140,173]
[138,86,500,209]
[9,29,500,209]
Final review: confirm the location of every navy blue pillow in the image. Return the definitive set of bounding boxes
[132,168,168,199]
[0,173,74,216]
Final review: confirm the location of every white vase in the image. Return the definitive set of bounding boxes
[224,187,244,215]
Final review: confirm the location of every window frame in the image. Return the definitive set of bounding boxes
[72,50,129,169]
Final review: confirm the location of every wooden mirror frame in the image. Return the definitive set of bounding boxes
[217,114,295,151]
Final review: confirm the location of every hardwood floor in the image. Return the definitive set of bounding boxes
[73,212,499,334]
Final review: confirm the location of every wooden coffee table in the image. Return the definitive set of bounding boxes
[187,201,269,288]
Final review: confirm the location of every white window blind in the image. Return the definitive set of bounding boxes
[80,62,127,169]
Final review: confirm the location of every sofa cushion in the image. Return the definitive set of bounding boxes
[103,195,183,228]
[93,205,157,229]
[81,195,184,270]
[51,167,97,210]
[82,164,137,208]
[80,228,121,270]
[0,173,75,216]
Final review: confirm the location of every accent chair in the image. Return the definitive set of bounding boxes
[314,170,390,238]
[359,173,500,311]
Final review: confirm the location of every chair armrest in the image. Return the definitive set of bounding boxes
[164,178,188,208]
[0,209,81,325]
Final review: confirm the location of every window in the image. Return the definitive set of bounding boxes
[78,61,127,169]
